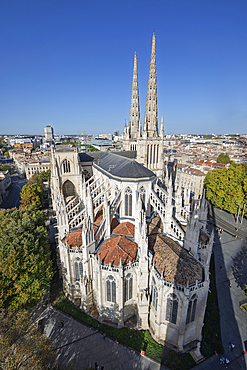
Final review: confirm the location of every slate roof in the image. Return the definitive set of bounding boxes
[149,233,203,285]
[94,152,155,180]
[78,150,137,164]
[97,235,138,266]
[112,222,135,237]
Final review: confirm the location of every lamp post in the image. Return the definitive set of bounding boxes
[241,202,247,224]
[236,203,241,224]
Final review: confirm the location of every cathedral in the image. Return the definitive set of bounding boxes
[50,33,213,352]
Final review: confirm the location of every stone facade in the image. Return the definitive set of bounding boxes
[50,34,214,352]
[122,33,164,178]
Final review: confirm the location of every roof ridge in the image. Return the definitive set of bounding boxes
[116,235,136,259]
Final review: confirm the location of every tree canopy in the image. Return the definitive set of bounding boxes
[217,153,231,164]
[0,164,14,174]
[20,174,45,209]
[204,163,247,215]
[0,206,53,310]
[0,309,55,370]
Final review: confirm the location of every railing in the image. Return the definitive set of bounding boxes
[69,206,86,229]
[150,189,166,220]
[66,195,79,211]
[170,219,185,240]
[153,182,168,205]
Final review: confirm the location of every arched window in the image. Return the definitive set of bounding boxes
[124,273,133,302]
[62,159,71,173]
[125,187,132,217]
[151,277,158,311]
[106,275,116,303]
[186,294,197,324]
[166,293,178,324]
[74,258,83,281]
[139,186,146,210]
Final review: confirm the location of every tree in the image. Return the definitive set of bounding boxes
[41,169,51,181]
[0,206,53,311]
[20,183,44,209]
[205,163,247,215]
[20,174,45,209]
[0,164,14,174]
[0,308,56,369]
[217,153,230,164]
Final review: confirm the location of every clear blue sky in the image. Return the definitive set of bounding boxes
[0,0,246,135]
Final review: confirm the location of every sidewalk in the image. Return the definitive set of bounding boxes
[35,306,168,370]
[195,207,247,370]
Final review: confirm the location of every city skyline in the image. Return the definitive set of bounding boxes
[0,0,247,135]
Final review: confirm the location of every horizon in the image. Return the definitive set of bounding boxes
[0,0,246,136]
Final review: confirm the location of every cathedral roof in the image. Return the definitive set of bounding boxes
[65,229,82,248]
[112,222,135,237]
[93,152,155,180]
[97,235,137,266]
[149,234,203,286]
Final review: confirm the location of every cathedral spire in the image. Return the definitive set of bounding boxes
[129,51,141,139]
[144,33,158,138]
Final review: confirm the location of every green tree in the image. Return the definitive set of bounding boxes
[0,206,53,310]
[0,164,14,174]
[205,163,247,215]
[20,174,45,209]
[0,308,56,369]
[217,153,230,164]
[20,183,44,209]
[41,169,51,181]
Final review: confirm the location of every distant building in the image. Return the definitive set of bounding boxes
[44,126,54,141]
[24,160,50,180]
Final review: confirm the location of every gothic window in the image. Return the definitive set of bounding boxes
[124,273,133,302]
[139,186,146,210]
[106,275,116,303]
[125,187,132,217]
[74,258,83,281]
[186,294,197,324]
[62,159,71,173]
[151,277,158,311]
[62,180,76,202]
[166,293,178,324]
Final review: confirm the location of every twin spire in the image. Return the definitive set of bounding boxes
[128,33,160,139]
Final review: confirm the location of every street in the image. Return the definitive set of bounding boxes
[0,174,27,209]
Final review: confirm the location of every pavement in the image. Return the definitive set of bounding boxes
[33,305,168,370]
[33,206,247,370]
[195,206,247,370]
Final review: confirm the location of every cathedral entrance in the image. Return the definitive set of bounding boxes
[62,180,76,203]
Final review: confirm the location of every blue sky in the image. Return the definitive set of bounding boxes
[0,0,246,135]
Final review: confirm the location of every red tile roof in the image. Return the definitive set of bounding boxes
[65,229,82,248]
[111,217,119,232]
[112,222,135,237]
[97,235,137,266]
[94,207,103,222]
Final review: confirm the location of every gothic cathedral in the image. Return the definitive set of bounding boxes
[50,34,213,352]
